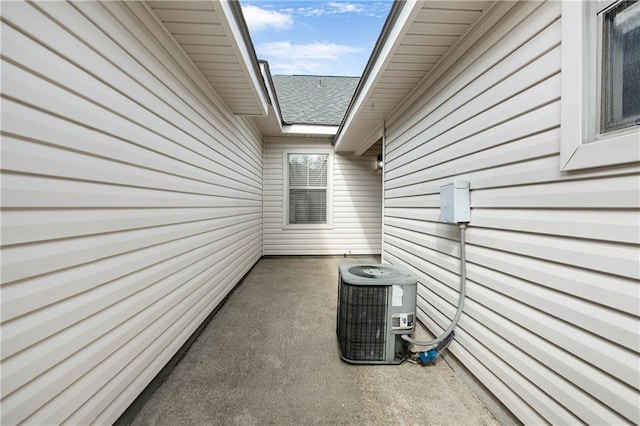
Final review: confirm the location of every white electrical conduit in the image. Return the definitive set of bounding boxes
[401,223,467,347]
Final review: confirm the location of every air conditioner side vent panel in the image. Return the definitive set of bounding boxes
[337,284,388,362]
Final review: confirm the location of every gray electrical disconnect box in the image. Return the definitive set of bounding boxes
[440,181,470,223]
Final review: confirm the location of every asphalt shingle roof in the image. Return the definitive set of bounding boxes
[272,75,360,126]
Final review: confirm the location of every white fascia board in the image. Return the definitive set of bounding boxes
[333,0,422,151]
[281,125,339,136]
[260,62,283,132]
[260,63,282,126]
[214,0,269,116]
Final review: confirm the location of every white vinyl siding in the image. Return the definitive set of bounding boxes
[264,137,382,255]
[1,2,262,424]
[382,1,639,425]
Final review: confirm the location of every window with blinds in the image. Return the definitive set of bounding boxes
[287,154,328,224]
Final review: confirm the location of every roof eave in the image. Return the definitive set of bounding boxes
[213,0,269,116]
[252,61,286,136]
[333,0,421,152]
[259,61,284,125]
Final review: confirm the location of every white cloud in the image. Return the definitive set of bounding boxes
[242,5,293,31]
[327,2,364,13]
[257,41,365,75]
[271,61,329,75]
[258,41,362,60]
[279,2,371,17]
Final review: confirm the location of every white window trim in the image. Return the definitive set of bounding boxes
[282,148,334,230]
[560,1,640,171]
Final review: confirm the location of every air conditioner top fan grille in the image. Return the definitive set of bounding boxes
[348,265,402,279]
[339,264,415,286]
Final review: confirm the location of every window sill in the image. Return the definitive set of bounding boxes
[282,223,334,230]
[561,128,640,171]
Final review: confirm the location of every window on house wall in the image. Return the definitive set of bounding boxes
[283,151,333,228]
[560,0,640,171]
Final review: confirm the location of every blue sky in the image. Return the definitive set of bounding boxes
[240,1,393,76]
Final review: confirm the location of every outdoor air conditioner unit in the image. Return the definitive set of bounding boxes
[336,264,417,364]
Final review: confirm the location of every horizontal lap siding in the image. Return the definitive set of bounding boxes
[383,1,639,424]
[0,1,262,424]
[264,137,382,255]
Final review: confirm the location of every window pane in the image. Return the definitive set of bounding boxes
[288,154,327,187]
[289,189,327,224]
[288,155,308,187]
[602,0,640,132]
[308,155,327,187]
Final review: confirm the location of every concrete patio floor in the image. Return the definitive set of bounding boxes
[129,256,500,425]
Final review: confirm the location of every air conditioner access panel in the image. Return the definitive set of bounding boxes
[336,264,417,364]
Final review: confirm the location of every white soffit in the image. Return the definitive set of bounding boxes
[335,0,491,154]
[148,0,268,116]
